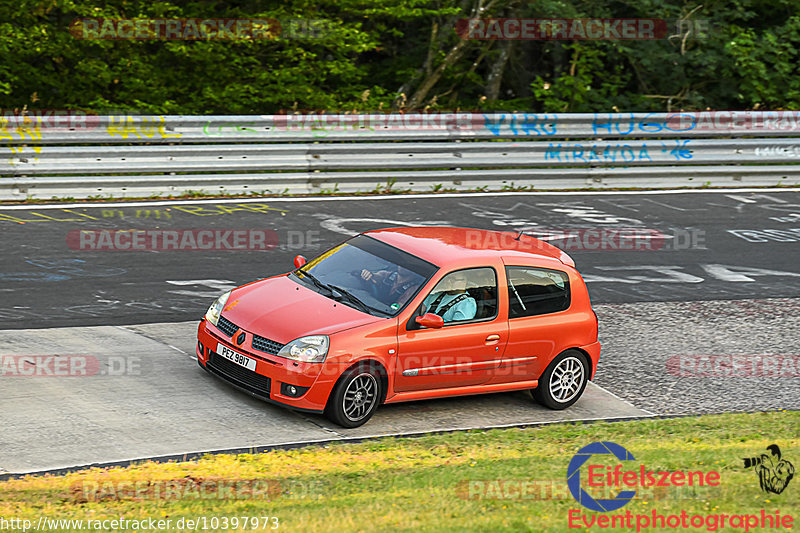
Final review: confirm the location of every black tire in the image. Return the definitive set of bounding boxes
[532,350,589,410]
[325,363,382,428]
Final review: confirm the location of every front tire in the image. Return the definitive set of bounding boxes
[325,364,381,428]
[532,350,588,410]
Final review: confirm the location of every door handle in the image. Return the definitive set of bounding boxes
[485,334,500,342]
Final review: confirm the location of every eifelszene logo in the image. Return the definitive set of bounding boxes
[743,444,795,494]
[567,441,637,512]
[567,441,721,513]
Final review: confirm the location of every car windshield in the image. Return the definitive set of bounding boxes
[291,234,437,317]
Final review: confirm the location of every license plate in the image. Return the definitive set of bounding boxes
[216,343,257,371]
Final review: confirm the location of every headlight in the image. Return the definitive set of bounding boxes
[204,290,231,326]
[278,335,329,363]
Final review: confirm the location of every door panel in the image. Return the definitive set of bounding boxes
[492,265,575,384]
[394,319,508,392]
[489,315,556,385]
[393,265,507,393]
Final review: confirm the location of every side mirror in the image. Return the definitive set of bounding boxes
[415,313,444,329]
[293,255,307,268]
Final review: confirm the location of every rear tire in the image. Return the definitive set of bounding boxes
[532,350,588,410]
[325,364,381,428]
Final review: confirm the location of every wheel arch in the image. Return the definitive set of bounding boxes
[565,347,591,367]
[546,346,593,377]
[532,347,590,409]
[330,358,389,407]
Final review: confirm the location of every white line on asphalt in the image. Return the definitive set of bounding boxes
[0,187,796,210]
[281,412,658,444]
[290,410,346,438]
[113,325,195,360]
[589,381,657,416]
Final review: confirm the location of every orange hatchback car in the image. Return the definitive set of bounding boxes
[197,226,600,427]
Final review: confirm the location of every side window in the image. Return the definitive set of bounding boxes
[421,267,498,324]
[506,266,570,318]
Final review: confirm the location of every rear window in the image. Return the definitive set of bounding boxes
[506,266,570,318]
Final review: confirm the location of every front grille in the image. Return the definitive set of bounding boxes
[252,334,285,355]
[207,352,271,397]
[216,315,238,337]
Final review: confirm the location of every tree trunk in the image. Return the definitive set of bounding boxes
[406,39,471,109]
[484,40,512,101]
[401,0,504,109]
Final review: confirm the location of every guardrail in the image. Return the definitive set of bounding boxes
[2,111,800,199]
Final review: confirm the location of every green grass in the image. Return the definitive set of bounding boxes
[1,412,798,532]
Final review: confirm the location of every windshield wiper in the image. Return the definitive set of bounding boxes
[328,284,373,314]
[295,272,387,316]
[295,269,333,296]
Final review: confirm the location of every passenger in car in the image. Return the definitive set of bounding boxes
[422,270,477,322]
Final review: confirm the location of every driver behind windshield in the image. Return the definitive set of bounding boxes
[360,265,421,308]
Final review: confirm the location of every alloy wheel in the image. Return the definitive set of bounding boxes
[342,372,378,422]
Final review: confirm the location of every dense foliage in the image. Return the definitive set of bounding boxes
[2,0,799,114]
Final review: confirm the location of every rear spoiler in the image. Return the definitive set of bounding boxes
[518,234,576,267]
[557,250,576,267]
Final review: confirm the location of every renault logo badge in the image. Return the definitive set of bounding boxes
[236,332,246,345]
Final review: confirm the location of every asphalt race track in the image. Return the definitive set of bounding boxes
[2,189,799,476]
[3,189,800,327]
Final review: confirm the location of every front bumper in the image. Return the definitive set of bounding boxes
[196,319,335,413]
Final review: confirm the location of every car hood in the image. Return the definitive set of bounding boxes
[219,274,382,342]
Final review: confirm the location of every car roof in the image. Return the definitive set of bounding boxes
[363,226,574,267]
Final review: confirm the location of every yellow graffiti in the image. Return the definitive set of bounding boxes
[135,209,172,219]
[0,117,14,143]
[0,204,287,224]
[101,208,173,219]
[0,213,30,224]
[171,204,289,216]
[61,209,99,220]
[0,211,92,223]
[15,115,42,146]
[106,115,182,140]
[1,116,43,158]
